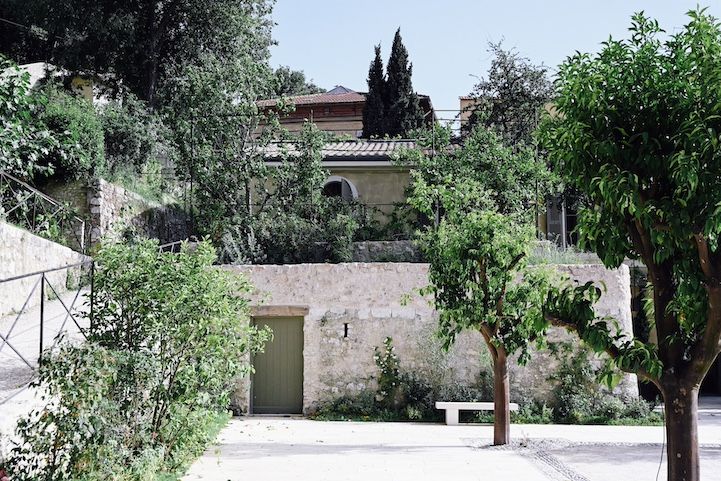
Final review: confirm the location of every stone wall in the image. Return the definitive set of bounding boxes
[87,179,189,245]
[351,240,422,262]
[226,262,637,414]
[0,222,88,317]
[40,178,191,247]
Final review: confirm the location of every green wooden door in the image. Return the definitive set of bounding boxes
[252,317,304,414]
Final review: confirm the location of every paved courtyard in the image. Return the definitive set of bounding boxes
[183,411,721,481]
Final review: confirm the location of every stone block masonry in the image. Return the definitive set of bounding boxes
[226,262,637,414]
[87,179,190,245]
[42,178,191,247]
[351,240,422,262]
[0,222,89,317]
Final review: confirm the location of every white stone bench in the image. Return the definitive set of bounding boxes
[435,401,519,425]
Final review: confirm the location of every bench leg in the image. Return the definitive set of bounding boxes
[445,409,459,426]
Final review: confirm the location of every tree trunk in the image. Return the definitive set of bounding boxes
[493,350,510,445]
[663,383,700,481]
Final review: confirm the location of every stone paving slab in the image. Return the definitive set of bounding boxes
[183,418,557,481]
[183,417,721,481]
[546,443,721,481]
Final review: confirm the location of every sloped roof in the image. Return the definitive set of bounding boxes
[257,86,365,108]
[264,139,417,161]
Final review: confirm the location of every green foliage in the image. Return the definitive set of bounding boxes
[539,9,721,393]
[403,123,554,226]
[314,338,480,423]
[164,48,277,240]
[514,401,555,424]
[0,55,67,179]
[312,391,380,421]
[271,66,324,97]
[374,337,401,409]
[6,240,270,480]
[415,203,551,360]
[362,45,386,138]
[38,85,106,179]
[466,42,552,145]
[527,241,598,265]
[548,342,662,425]
[98,94,177,201]
[99,94,174,175]
[384,29,424,137]
[2,0,275,106]
[400,107,602,445]
[544,280,663,382]
[219,123,359,264]
[361,30,424,138]
[2,0,280,215]
[474,400,554,425]
[406,117,558,443]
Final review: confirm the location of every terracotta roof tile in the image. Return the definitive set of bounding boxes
[264,139,417,161]
[257,90,366,108]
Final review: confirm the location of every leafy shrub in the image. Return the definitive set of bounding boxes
[398,372,434,416]
[0,56,71,179]
[100,95,176,174]
[622,396,656,419]
[405,405,423,421]
[38,85,106,179]
[324,212,357,262]
[473,399,554,424]
[314,338,487,423]
[6,240,270,480]
[548,342,661,425]
[514,400,554,424]
[313,391,378,420]
[374,337,402,409]
[99,95,177,201]
[221,200,359,265]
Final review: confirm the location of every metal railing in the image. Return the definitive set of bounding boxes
[158,239,190,253]
[0,171,88,253]
[0,260,93,403]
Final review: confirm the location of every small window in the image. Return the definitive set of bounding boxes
[322,176,358,202]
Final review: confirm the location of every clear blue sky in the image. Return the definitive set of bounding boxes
[270,1,721,115]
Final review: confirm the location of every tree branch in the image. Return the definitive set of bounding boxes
[479,323,499,359]
[544,312,658,384]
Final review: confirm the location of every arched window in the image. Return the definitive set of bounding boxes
[322,176,358,202]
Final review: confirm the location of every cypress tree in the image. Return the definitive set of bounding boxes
[384,28,424,137]
[362,45,386,138]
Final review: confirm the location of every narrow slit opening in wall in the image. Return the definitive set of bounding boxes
[343,323,349,338]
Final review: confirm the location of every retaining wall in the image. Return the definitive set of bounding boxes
[42,178,190,246]
[0,222,88,317]
[226,262,637,414]
[351,240,422,262]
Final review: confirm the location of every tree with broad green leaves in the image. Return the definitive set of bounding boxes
[416,207,553,445]
[405,122,556,445]
[400,123,554,226]
[540,10,721,481]
[362,45,386,138]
